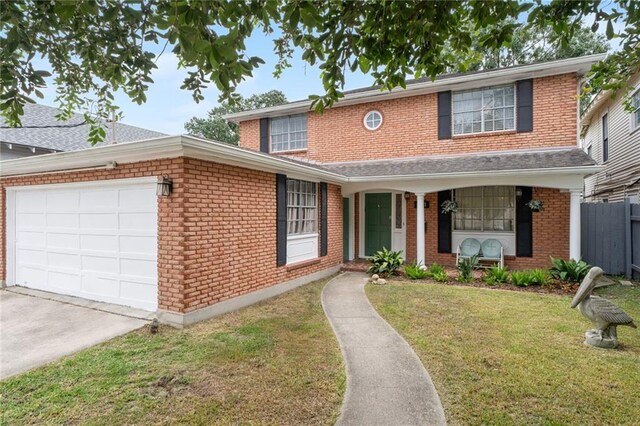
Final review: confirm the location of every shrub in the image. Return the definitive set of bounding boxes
[529,268,551,286]
[456,255,479,283]
[367,247,404,276]
[432,270,449,282]
[427,262,446,277]
[484,266,509,286]
[550,257,591,282]
[510,270,534,287]
[405,262,428,280]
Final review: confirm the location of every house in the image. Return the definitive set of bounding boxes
[0,103,165,160]
[581,74,640,203]
[0,54,604,326]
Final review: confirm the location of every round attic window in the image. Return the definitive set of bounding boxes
[364,110,383,130]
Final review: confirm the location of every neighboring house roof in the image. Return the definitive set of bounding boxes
[223,54,606,123]
[580,72,640,127]
[321,147,596,178]
[0,103,166,152]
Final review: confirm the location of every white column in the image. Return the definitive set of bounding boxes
[569,189,582,260]
[416,193,426,267]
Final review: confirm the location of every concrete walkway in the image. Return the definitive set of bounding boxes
[322,272,446,426]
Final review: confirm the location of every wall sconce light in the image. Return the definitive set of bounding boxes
[414,200,430,209]
[156,176,173,196]
[404,192,411,200]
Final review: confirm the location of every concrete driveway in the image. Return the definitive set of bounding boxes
[0,290,148,380]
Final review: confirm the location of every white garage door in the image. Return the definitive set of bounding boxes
[9,179,158,311]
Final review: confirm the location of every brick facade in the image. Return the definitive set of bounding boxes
[239,74,578,163]
[0,157,343,314]
[401,188,569,269]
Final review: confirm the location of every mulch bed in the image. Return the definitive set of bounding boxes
[383,267,581,296]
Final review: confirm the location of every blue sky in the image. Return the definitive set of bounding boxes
[33,13,621,135]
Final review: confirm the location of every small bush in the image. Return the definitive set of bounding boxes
[529,268,551,286]
[484,266,509,286]
[510,270,534,287]
[405,262,428,280]
[427,262,446,277]
[457,255,479,283]
[367,247,404,276]
[432,270,449,282]
[550,257,591,282]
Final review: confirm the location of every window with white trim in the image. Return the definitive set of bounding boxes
[271,114,307,152]
[453,85,515,135]
[287,179,317,235]
[453,186,515,232]
[632,89,640,131]
[364,110,383,130]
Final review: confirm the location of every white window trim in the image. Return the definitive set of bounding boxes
[451,84,517,136]
[363,110,383,130]
[270,114,308,153]
[601,110,609,163]
[452,186,516,233]
[629,87,640,134]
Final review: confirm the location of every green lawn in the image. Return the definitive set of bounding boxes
[1,278,344,425]
[367,282,640,425]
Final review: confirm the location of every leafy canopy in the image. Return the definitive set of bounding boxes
[184,90,286,144]
[1,1,638,144]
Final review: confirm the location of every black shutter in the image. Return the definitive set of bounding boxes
[260,118,270,153]
[276,174,287,266]
[516,186,533,257]
[437,190,452,253]
[320,182,328,257]
[516,79,533,133]
[438,91,452,140]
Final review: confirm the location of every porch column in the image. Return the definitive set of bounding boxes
[569,189,581,260]
[416,193,426,267]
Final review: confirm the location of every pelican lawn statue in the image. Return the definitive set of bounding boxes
[571,267,637,349]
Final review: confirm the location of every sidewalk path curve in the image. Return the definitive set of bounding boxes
[322,272,447,426]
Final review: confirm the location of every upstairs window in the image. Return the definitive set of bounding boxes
[602,113,609,162]
[453,186,515,232]
[632,90,640,131]
[287,179,317,235]
[453,85,515,135]
[271,114,307,152]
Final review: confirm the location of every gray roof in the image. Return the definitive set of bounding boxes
[321,148,596,178]
[0,103,166,152]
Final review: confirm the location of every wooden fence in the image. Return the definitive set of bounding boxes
[581,199,639,278]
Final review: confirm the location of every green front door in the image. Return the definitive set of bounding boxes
[365,193,392,256]
[343,198,350,262]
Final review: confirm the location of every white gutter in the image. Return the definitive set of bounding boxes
[223,54,607,123]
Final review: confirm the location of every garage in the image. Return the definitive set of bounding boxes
[6,178,158,311]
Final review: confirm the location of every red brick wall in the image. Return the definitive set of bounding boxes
[400,187,568,270]
[1,157,343,314]
[238,74,578,163]
[180,158,342,312]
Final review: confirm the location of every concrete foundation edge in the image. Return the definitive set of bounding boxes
[157,265,342,328]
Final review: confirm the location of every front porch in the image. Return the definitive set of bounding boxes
[328,148,601,270]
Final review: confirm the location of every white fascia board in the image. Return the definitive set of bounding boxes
[0,136,184,177]
[224,54,607,123]
[0,135,346,184]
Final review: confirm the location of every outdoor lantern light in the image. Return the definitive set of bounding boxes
[156,176,173,196]
[404,192,410,200]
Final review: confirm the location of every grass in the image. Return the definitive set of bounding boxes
[366,281,640,425]
[0,277,344,425]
